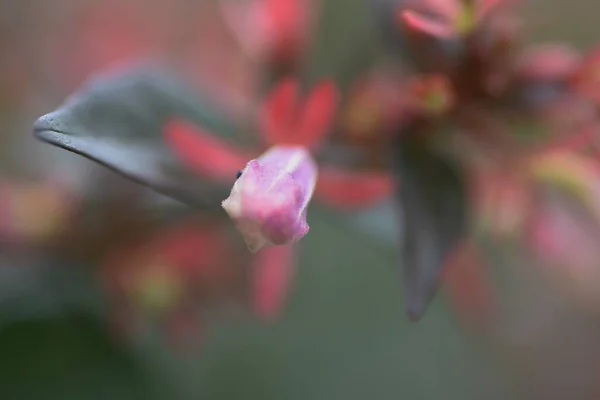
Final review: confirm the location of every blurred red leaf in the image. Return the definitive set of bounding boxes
[251,244,297,319]
[315,168,394,208]
[164,119,254,182]
[260,78,300,145]
[442,242,497,330]
[573,46,600,106]
[259,78,338,148]
[296,81,339,148]
[400,10,454,39]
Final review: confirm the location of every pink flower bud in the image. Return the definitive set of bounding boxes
[222,146,317,252]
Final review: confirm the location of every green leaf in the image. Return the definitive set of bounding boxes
[393,135,468,321]
[33,64,239,210]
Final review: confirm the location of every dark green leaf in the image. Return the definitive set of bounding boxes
[32,64,239,210]
[0,316,149,400]
[0,254,103,327]
[393,135,468,321]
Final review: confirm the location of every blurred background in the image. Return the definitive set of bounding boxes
[2,0,600,399]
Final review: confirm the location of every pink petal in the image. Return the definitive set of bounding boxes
[294,80,339,148]
[315,168,394,208]
[259,78,300,146]
[252,244,297,319]
[222,146,317,252]
[399,10,455,39]
[163,119,253,182]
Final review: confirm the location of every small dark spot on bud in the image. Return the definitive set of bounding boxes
[236,170,243,180]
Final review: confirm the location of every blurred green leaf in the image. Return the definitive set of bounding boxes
[392,134,468,321]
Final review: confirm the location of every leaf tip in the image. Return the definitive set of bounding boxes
[405,293,428,322]
[32,113,57,137]
[406,308,423,322]
[32,113,72,151]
